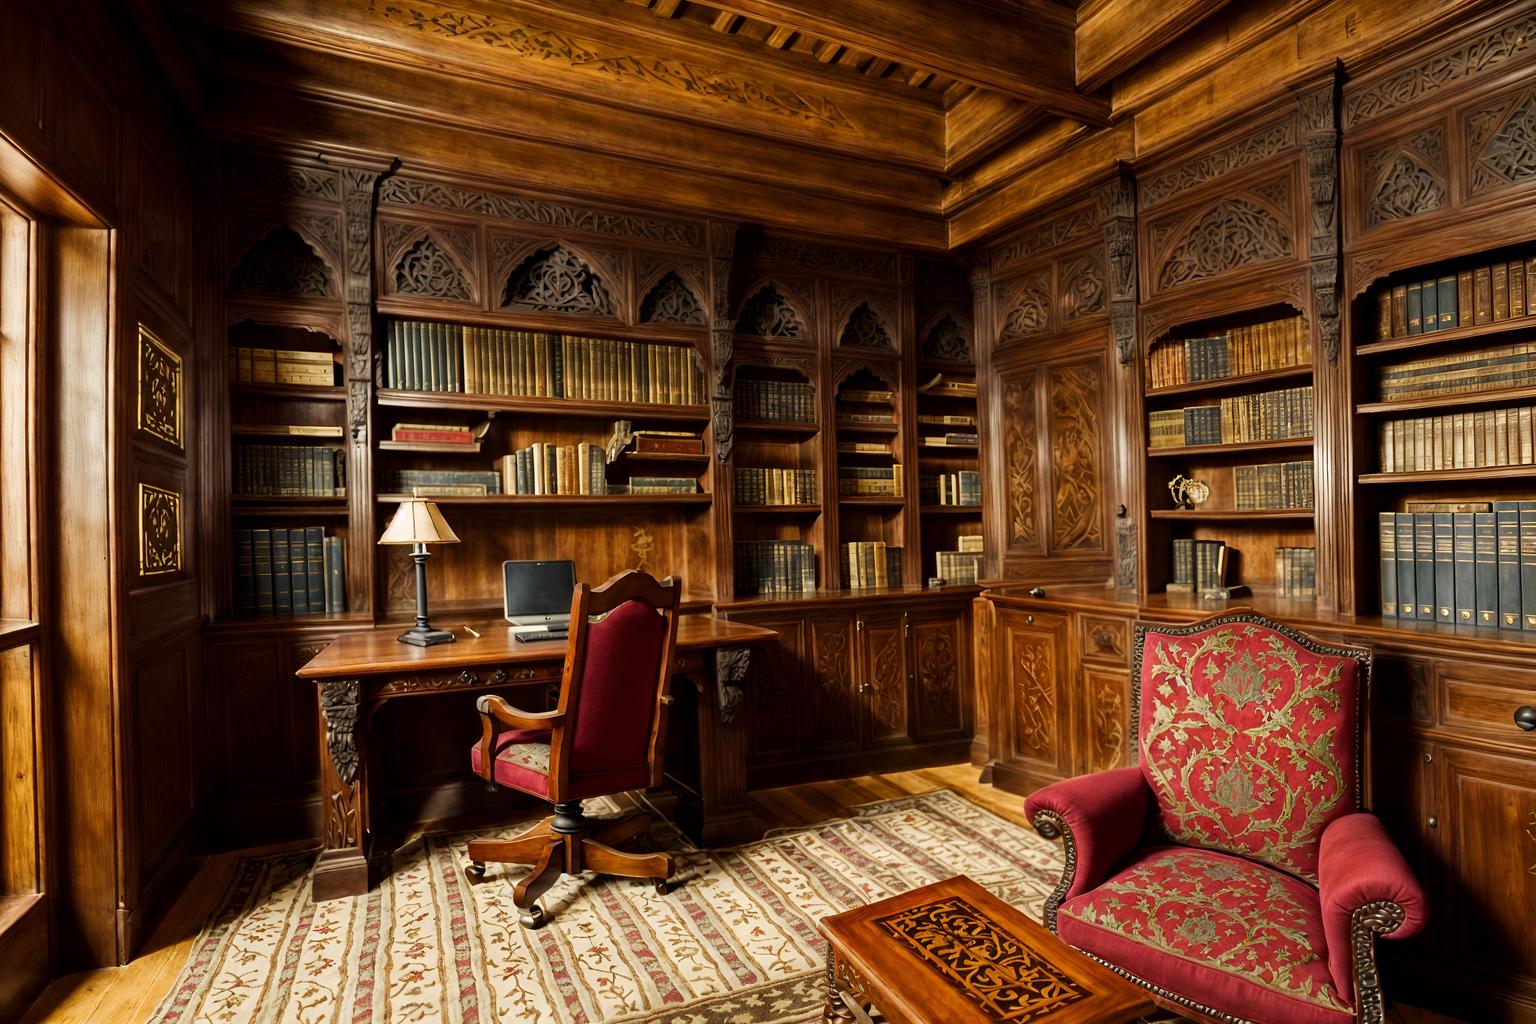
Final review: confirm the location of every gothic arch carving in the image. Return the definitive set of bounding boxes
[1467,86,1536,196]
[639,271,706,325]
[500,242,618,317]
[735,281,808,339]
[997,270,1052,343]
[1362,126,1447,227]
[385,228,476,303]
[837,301,895,350]
[919,309,972,362]
[1152,185,1295,292]
[229,225,336,298]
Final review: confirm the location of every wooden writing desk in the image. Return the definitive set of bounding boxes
[296,615,777,900]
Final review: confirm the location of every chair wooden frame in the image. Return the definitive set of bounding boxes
[465,570,682,928]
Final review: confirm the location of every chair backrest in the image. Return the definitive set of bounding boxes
[549,570,681,794]
[1131,610,1369,882]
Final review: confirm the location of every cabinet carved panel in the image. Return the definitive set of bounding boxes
[1003,619,1063,766]
[745,617,805,764]
[809,615,858,751]
[861,615,908,747]
[912,614,965,739]
[1047,360,1106,553]
[1001,369,1039,551]
[1082,667,1130,774]
[1465,85,1536,196]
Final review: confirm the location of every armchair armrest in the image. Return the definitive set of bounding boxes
[1023,766,1150,931]
[473,695,564,785]
[1318,812,1427,1013]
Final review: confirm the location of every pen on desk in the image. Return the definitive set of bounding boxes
[463,624,481,638]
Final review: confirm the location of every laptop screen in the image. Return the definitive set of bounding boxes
[502,560,576,619]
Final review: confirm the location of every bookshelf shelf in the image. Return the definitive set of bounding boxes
[1355,383,1536,415]
[615,451,711,463]
[919,505,982,515]
[1355,315,1536,357]
[377,440,484,454]
[918,448,978,458]
[376,389,710,423]
[734,504,821,514]
[231,382,346,402]
[734,419,819,437]
[839,496,907,507]
[1150,508,1315,520]
[232,425,345,440]
[1147,437,1314,458]
[376,493,713,508]
[1144,364,1313,400]
[835,422,900,435]
[230,501,350,518]
[1357,466,1536,484]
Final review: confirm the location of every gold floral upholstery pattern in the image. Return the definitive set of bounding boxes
[496,741,551,775]
[1138,622,1360,881]
[1060,847,1348,1014]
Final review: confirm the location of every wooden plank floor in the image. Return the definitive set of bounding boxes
[22,763,1461,1024]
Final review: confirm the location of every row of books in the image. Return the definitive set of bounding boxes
[1169,539,1230,593]
[921,471,982,506]
[837,440,892,455]
[735,540,816,596]
[734,379,815,424]
[1378,340,1536,401]
[935,536,985,585]
[840,388,893,403]
[840,542,904,589]
[838,412,897,426]
[918,374,977,396]
[917,413,975,427]
[1149,386,1314,447]
[496,443,608,496]
[1145,315,1309,390]
[1234,460,1314,510]
[920,433,978,449]
[1275,547,1317,599]
[390,422,482,446]
[1374,258,1536,339]
[232,347,335,386]
[233,445,346,498]
[627,477,698,495]
[383,320,702,404]
[234,527,346,615]
[838,465,903,497]
[1378,406,1536,473]
[1378,503,1536,629]
[383,469,501,496]
[734,467,817,506]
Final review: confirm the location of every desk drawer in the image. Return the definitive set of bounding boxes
[1078,615,1131,665]
[1439,663,1536,742]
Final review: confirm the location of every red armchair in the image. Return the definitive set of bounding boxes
[465,570,681,928]
[1025,610,1425,1024]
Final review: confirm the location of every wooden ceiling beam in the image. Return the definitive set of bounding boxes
[651,0,683,16]
[703,0,1110,124]
[1075,0,1235,92]
[764,24,796,48]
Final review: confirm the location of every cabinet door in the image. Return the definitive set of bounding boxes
[993,608,1074,782]
[1079,666,1132,773]
[806,612,860,755]
[858,611,909,749]
[1432,744,1536,998]
[911,609,968,740]
[740,615,807,766]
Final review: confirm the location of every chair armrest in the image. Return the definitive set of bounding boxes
[473,695,564,785]
[1318,812,1427,1009]
[1023,766,1150,930]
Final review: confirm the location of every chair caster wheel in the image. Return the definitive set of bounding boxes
[519,904,546,929]
[654,878,671,895]
[464,861,488,885]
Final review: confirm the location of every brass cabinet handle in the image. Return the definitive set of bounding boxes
[1427,816,1438,829]
[1094,629,1113,650]
[1025,614,1034,625]
[1516,706,1536,731]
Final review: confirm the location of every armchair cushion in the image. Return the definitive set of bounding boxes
[469,728,552,797]
[569,598,670,777]
[1024,766,1150,902]
[1059,846,1352,1024]
[1138,621,1361,881]
[1318,812,1427,1003]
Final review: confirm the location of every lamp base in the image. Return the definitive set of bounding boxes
[397,626,456,647]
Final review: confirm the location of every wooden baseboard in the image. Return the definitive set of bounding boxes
[0,895,48,1020]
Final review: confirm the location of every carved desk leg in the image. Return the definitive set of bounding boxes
[675,647,761,847]
[823,945,856,1023]
[313,678,371,901]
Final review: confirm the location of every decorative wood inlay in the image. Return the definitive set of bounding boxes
[869,626,906,736]
[1154,192,1294,291]
[921,312,971,362]
[1060,248,1106,321]
[1010,629,1056,761]
[1088,672,1127,772]
[839,302,894,349]
[1343,13,1536,128]
[1363,127,1446,226]
[876,896,1090,1019]
[138,482,182,577]
[230,226,334,297]
[1002,370,1039,549]
[1140,121,1296,208]
[737,283,804,337]
[631,525,656,572]
[392,233,472,300]
[500,244,616,315]
[991,208,1096,275]
[998,271,1051,343]
[1049,361,1104,552]
[1116,517,1138,591]
[917,624,960,733]
[755,237,898,280]
[813,619,856,745]
[136,325,181,449]
[229,159,341,200]
[374,1,855,130]
[639,271,705,324]
[377,667,535,694]
[1467,86,1536,195]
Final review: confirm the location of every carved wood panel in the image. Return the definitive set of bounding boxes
[999,611,1068,775]
[379,219,479,306]
[1146,173,1297,295]
[808,613,859,753]
[229,225,336,298]
[498,241,617,316]
[1465,84,1536,198]
[1046,359,1106,554]
[736,281,808,339]
[743,616,806,765]
[912,613,965,740]
[1361,125,1448,228]
[860,613,908,747]
[638,271,705,325]
[919,310,972,363]
[1000,368,1040,552]
[1080,666,1130,774]
[130,643,195,873]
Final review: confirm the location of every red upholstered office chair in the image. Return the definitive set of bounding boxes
[1025,610,1425,1024]
[465,570,681,928]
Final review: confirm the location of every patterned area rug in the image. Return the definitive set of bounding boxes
[150,789,1189,1023]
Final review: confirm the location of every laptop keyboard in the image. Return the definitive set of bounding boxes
[514,629,568,643]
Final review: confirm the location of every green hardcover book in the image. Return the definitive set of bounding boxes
[235,528,255,615]
[1433,512,1454,622]
[1406,281,1423,335]
[252,528,274,614]
[288,528,310,614]
[1453,513,1477,624]
[305,526,325,612]
[271,527,292,614]
[1474,512,1499,625]
[1413,513,1435,620]
[1521,501,1536,630]
[1420,277,1439,334]
[1496,500,1522,627]
[1437,275,1457,329]
[325,536,346,614]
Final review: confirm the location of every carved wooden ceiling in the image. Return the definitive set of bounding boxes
[150,0,1434,250]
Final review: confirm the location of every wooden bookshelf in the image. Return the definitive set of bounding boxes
[833,366,907,588]
[375,493,712,507]
[1144,363,1312,398]
[1354,310,1536,356]
[1146,437,1314,458]
[1355,383,1536,415]
[914,359,980,584]
[376,389,710,423]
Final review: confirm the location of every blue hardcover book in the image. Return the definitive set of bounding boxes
[1496,500,1522,628]
[271,528,292,614]
[288,528,310,614]
[305,527,325,612]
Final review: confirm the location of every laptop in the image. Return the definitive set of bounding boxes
[503,559,577,632]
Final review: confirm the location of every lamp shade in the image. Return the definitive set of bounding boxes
[378,498,460,545]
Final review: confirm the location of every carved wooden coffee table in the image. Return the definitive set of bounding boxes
[819,875,1154,1024]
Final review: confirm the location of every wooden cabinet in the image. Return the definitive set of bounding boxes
[729,592,974,787]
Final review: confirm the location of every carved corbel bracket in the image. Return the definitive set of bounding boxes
[1296,76,1342,361]
[1092,175,1138,366]
[716,647,751,725]
[319,679,362,784]
[708,220,739,463]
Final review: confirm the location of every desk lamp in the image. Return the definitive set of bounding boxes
[379,497,460,646]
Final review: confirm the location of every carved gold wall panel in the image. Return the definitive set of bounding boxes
[136,325,181,450]
[138,482,182,577]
